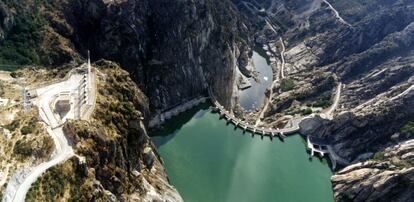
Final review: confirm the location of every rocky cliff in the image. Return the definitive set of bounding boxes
[1,0,255,200]
[48,0,252,111]
[332,139,414,202]
[1,0,414,201]
[235,0,414,161]
[234,0,414,201]
[0,0,253,198]
[1,0,253,111]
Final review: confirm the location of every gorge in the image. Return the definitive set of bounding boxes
[0,0,413,201]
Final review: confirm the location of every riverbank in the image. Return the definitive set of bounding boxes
[238,51,273,111]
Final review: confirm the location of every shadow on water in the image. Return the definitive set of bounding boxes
[150,102,211,147]
[151,102,290,146]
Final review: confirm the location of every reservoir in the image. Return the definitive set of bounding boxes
[238,51,273,111]
[151,104,334,202]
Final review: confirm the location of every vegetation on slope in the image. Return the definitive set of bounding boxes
[0,1,78,69]
[280,78,295,92]
[26,158,91,202]
[0,15,44,66]
[27,61,172,201]
[401,121,414,138]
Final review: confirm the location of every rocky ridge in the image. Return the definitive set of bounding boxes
[234,0,414,201]
[332,139,414,202]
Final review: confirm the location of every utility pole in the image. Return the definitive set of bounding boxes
[87,50,92,106]
[87,50,91,91]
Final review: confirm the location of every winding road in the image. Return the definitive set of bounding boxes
[279,37,286,79]
[322,0,352,26]
[325,82,342,116]
[2,69,94,202]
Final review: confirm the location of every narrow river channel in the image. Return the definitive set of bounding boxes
[151,104,334,202]
[238,51,273,111]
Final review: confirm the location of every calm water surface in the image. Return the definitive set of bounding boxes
[238,51,273,111]
[151,104,334,202]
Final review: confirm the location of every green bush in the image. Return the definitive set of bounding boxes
[0,14,44,65]
[280,78,295,92]
[0,82,4,97]
[300,108,313,115]
[372,152,385,161]
[312,98,331,108]
[14,139,33,157]
[5,119,20,131]
[21,125,34,135]
[401,121,414,137]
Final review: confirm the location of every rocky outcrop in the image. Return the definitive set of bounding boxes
[236,0,414,160]
[234,1,414,199]
[299,114,331,136]
[332,140,414,202]
[312,22,414,161]
[26,61,182,201]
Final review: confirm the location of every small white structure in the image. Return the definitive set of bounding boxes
[0,98,9,107]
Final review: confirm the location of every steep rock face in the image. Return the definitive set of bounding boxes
[50,0,251,111]
[316,22,414,162]
[236,0,414,160]
[1,1,254,200]
[234,0,414,199]
[0,2,13,40]
[332,140,414,202]
[1,0,252,110]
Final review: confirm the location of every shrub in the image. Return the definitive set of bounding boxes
[401,121,414,137]
[21,125,34,135]
[280,78,295,92]
[0,82,4,97]
[372,152,385,161]
[5,120,20,131]
[10,72,24,78]
[300,108,313,115]
[0,14,44,65]
[312,98,331,108]
[14,139,33,157]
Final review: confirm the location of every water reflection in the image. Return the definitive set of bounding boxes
[239,51,273,111]
[151,106,334,202]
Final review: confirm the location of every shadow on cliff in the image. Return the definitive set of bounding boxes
[150,103,211,147]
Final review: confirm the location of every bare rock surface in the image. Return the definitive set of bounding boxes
[332,140,414,202]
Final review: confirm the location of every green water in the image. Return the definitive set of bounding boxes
[151,104,334,202]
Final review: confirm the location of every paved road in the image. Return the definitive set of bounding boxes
[2,73,85,202]
[10,128,72,202]
[279,37,286,79]
[325,82,342,116]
